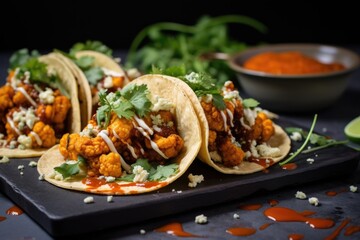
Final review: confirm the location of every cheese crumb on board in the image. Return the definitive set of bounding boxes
[195,214,208,224]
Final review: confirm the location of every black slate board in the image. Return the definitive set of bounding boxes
[0,119,359,237]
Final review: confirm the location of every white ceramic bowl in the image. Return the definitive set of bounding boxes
[228,44,360,112]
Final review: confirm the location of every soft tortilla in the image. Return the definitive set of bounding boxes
[158,75,291,174]
[0,54,81,158]
[37,74,202,195]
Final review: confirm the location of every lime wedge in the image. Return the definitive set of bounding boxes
[344,116,360,143]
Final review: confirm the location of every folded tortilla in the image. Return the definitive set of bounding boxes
[37,74,201,195]
[155,74,291,174]
[0,54,81,158]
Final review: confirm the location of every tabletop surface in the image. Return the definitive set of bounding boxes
[0,48,359,240]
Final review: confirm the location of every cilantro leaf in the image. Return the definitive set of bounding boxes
[149,163,178,181]
[54,156,86,179]
[84,67,104,85]
[75,56,95,70]
[121,84,151,117]
[9,49,40,69]
[69,40,113,56]
[242,98,260,108]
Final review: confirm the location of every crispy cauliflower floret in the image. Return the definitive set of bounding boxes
[208,130,217,151]
[31,121,56,148]
[0,85,15,112]
[59,133,80,160]
[218,137,245,167]
[99,152,122,177]
[108,115,133,142]
[75,136,110,158]
[201,101,226,132]
[111,76,125,89]
[259,113,275,142]
[150,133,184,159]
[86,157,100,177]
[51,96,71,123]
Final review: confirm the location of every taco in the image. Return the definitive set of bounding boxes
[151,71,291,174]
[0,49,81,158]
[53,41,130,128]
[37,74,201,195]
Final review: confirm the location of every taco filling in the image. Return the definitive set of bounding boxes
[37,75,201,194]
[0,49,80,157]
[151,69,291,174]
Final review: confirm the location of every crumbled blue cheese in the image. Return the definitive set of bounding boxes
[17,135,32,149]
[308,197,319,206]
[152,96,174,112]
[18,165,25,171]
[223,89,240,100]
[290,132,302,141]
[103,76,113,89]
[306,158,315,164]
[0,133,4,139]
[188,174,204,188]
[195,214,208,224]
[80,124,99,137]
[39,88,55,104]
[133,165,149,183]
[151,114,163,126]
[84,196,94,204]
[0,156,10,164]
[256,143,281,157]
[199,94,213,103]
[28,161,37,167]
[127,68,141,79]
[350,185,358,192]
[295,191,307,199]
[9,140,17,149]
[13,107,39,130]
[102,68,124,77]
[105,176,115,183]
[49,170,64,181]
[38,173,45,181]
[107,196,113,202]
[233,213,240,219]
[139,229,146,235]
[249,140,260,158]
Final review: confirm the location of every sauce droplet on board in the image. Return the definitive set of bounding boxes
[259,223,272,230]
[239,203,262,211]
[247,157,274,168]
[0,216,6,222]
[6,206,23,216]
[264,207,334,229]
[288,233,304,240]
[155,222,200,237]
[326,188,347,196]
[281,163,298,170]
[324,218,350,240]
[226,227,256,236]
[345,225,360,236]
[268,199,279,207]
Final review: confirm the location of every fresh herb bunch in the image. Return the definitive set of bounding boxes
[126,15,267,86]
[96,84,152,128]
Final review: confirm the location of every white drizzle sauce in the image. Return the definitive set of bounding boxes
[6,116,21,136]
[98,130,131,173]
[30,131,42,146]
[226,109,234,127]
[16,87,37,107]
[220,111,227,132]
[134,116,153,135]
[112,129,138,158]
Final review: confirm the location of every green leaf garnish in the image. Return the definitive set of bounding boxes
[84,67,104,85]
[69,40,113,56]
[279,114,318,166]
[54,156,86,179]
[9,49,40,69]
[74,56,95,70]
[242,98,260,108]
[96,84,152,127]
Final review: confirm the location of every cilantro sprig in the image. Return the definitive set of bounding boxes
[54,156,87,179]
[96,84,152,127]
[127,15,267,86]
[118,159,179,182]
[69,40,113,56]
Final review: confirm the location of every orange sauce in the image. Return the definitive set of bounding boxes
[281,163,298,170]
[0,216,6,222]
[226,227,256,236]
[6,206,23,216]
[155,222,200,237]
[268,199,279,207]
[244,51,345,74]
[264,206,334,229]
[324,218,350,240]
[239,203,262,211]
[344,225,360,236]
[259,222,272,230]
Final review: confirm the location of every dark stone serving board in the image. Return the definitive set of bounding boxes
[0,119,359,237]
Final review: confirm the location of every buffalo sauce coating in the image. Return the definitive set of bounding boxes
[244,51,345,74]
[154,222,200,237]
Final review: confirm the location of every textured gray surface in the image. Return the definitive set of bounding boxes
[1,48,360,239]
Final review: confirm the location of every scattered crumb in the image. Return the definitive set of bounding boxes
[309,197,319,206]
[20,172,24,175]
[290,132,302,141]
[18,165,25,171]
[140,229,146,235]
[28,161,37,167]
[84,196,94,204]
[38,174,45,181]
[195,214,208,224]
[107,196,113,203]
[188,174,204,188]
[295,191,307,199]
[350,185,358,193]
[315,154,318,157]
[171,189,182,193]
[306,158,315,164]
[322,127,327,133]
[233,213,240,219]
[0,156,10,163]
[307,146,312,150]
